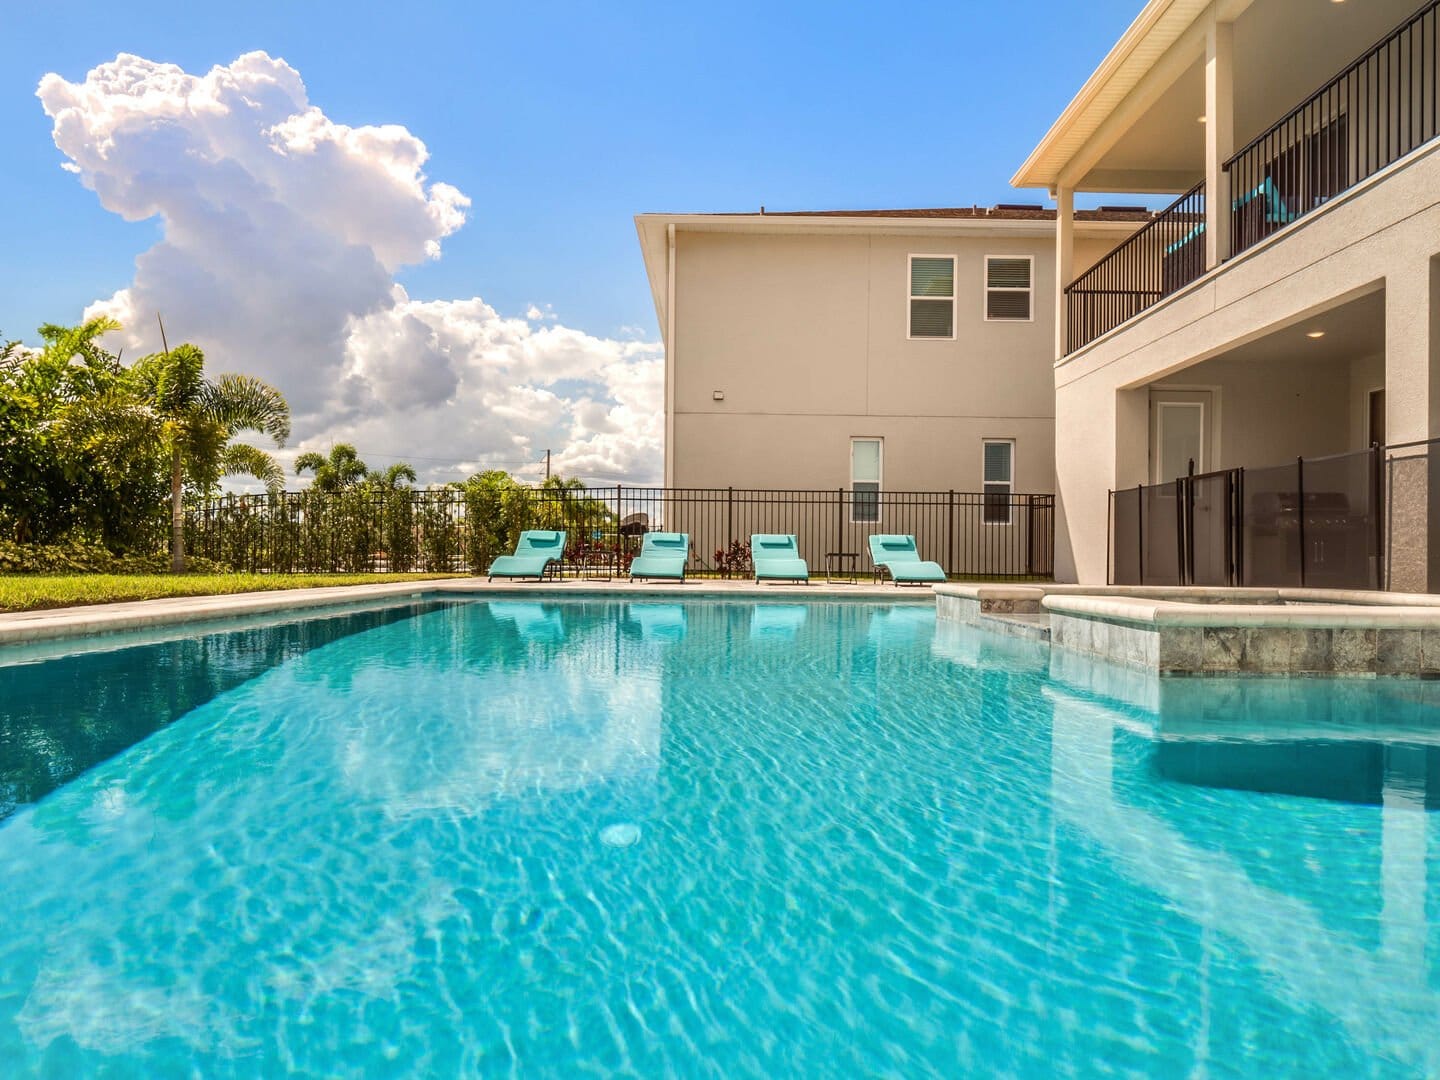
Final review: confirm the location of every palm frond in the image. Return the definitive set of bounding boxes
[205,373,291,445]
[221,443,286,495]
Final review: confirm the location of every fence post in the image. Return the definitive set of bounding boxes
[946,490,955,574]
[1137,483,1145,585]
[1025,494,1035,577]
[1184,458,1196,586]
[1370,442,1384,591]
[1296,455,1306,588]
[1234,468,1245,587]
[726,486,734,555]
[1106,492,1113,585]
[616,483,622,577]
[836,488,844,556]
[1175,478,1187,587]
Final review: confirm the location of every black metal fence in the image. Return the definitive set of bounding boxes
[1063,182,1205,353]
[1109,446,1386,589]
[186,486,1055,579]
[1225,0,1439,258]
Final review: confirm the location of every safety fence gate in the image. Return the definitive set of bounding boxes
[1109,446,1385,590]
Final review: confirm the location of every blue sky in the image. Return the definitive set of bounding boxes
[1,0,1145,347]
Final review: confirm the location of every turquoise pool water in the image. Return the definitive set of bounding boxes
[0,598,1438,1076]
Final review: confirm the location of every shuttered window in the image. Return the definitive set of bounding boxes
[909,256,955,338]
[851,438,882,522]
[985,256,1032,321]
[983,440,1014,524]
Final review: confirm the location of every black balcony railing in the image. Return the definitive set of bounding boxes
[1066,1,1440,353]
[1226,0,1439,258]
[183,486,1055,580]
[1063,182,1205,353]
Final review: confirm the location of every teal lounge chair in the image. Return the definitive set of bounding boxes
[868,534,947,586]
[750,534,809,584]
[487,530,567,581]
[629,532,689,582]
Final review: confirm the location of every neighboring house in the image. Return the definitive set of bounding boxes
[634,206,1146,500]
[1015,0,1440,587]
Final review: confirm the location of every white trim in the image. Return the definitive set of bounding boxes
[907,254,957,340]
[982,438,1016,525]
[983,254,1035,323]
[850,436,884,524]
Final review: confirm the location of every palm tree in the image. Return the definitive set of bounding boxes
[365,462,418,491]
[294,443,370,493]
[130,342,290,572]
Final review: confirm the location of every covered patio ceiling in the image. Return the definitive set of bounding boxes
[1015,0,1429,194]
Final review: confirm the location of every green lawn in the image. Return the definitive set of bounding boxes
[0,573,467,614]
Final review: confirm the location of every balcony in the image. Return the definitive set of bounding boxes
[1063,183,1205,354]
[1062,0,1439,354]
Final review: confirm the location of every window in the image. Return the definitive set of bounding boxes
[909,255,955,338]
[985,256,1032,321]
[851,438,882,523]
[983,440,1013,524]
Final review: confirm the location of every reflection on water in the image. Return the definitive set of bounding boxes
[623,603,687,643]
[488,601,567,642]
[1155,677,1440,807]
[0,602,444,820]
[749,604,808,640]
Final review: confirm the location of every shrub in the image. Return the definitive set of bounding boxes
[0,539,227,575]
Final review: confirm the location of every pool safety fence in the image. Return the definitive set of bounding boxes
[1110,443,1399,589]
[184,486,1055,580]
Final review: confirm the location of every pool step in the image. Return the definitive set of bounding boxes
[976,611,1051,642]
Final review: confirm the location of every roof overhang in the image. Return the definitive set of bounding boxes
[1012,0,1254,191]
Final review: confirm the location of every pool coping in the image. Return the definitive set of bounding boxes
[0,578,936,647]
[935,583,1440,676]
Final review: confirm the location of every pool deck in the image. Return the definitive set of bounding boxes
[0,577,935,647]
[937,583,1440,676]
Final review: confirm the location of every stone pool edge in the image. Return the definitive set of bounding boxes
[936,583,1440,677]
[0,578,935,647]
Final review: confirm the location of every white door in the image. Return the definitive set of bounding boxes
[1150,390,1215,482]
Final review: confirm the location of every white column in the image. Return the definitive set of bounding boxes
[1204,15,1235,269]
[664,222,677,488]
[1055,185,1075,360]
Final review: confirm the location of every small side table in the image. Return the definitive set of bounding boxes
[824,551,859,584]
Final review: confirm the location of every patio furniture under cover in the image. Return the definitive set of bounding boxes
[487,530,567,581]
[629,532,689,582]
[868,534,947,585]
[750,534,809,584]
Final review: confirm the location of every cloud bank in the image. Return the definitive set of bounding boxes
[38,51,662,484]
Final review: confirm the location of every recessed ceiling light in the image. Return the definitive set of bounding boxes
[1307,330,1326,339]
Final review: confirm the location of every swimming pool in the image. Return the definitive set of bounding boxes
[1,597,1437,1076]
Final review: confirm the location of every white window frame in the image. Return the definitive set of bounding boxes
[982,438,1015,526]
[907,254,957,341]
[850,437,883,524]
[982,254,1034,323]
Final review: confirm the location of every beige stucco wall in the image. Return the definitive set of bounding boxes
[1054,140,1440,585]
[1152,349,1381,470]
[670,226,1117,494]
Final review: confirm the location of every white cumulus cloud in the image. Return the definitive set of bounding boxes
[37,51,662,485]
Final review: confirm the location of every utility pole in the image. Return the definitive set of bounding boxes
[544,449,551,480]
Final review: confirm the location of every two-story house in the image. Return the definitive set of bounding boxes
[634,206,1147,572]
